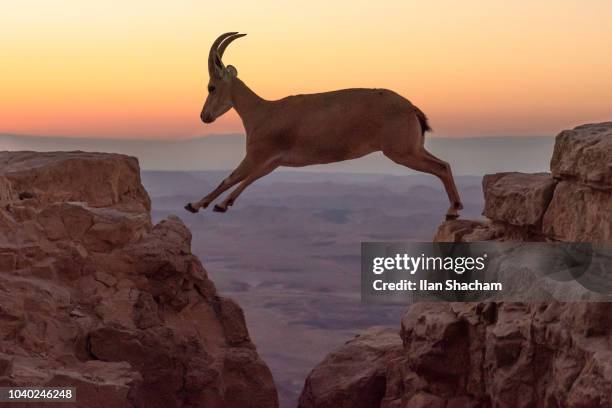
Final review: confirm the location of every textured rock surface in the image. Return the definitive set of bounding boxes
[482,172,556,227]
[550,122,612,189]
[298,327,402,408]
[438,122,612,243]
[542,181,612,242]
[382,302,612,407]
[432,219,492,243]
[0,151,151,212]
[300,122,612,407]
[0,152,278,408]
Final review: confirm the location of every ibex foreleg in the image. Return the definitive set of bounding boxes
[184,156,257,213]
[213,159,279,213]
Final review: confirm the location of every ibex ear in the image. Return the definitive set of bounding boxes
[225,65,238,78]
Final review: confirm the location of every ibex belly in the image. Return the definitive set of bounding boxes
[279,124,381,167]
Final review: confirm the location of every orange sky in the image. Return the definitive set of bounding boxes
[2,0,611,139]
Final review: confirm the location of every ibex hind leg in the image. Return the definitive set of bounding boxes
[383,147,463,220]
[422,150,463,215]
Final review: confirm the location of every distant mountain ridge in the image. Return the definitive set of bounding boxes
[2,132,554,175]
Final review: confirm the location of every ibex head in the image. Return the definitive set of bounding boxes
[200,32,246,124]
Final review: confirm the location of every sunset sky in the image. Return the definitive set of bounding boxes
[2,0,611,139]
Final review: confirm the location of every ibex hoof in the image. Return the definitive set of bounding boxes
[213,204,227,213]
[445,213,460,221]
[184,203,199,213]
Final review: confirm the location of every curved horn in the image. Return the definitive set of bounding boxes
[208,32,238,77]
[217,33,246,59]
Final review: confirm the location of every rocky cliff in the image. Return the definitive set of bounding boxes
[299,122,612,408]
[0,152,278,407]
[435,122,611,243]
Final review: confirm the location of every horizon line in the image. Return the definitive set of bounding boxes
[1,131,557,142]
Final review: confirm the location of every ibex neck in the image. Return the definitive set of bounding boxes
[230,78,267,133]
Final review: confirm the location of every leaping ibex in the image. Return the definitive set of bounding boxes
[185,32,463,219]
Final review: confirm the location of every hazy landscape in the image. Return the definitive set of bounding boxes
[142,170,485,407]
[1,133,554,175]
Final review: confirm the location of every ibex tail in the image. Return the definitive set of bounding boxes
[414,106,431,135]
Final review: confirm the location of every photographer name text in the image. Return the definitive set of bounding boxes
[371,253,503,292]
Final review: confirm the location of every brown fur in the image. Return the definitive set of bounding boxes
[414,106,432,134]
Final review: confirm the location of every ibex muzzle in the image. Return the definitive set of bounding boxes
[185,32,463,219]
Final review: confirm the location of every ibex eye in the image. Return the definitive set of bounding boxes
[208,85,216,93]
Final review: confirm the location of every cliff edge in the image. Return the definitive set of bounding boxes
[299,122,612,408]
[0,151,278,407]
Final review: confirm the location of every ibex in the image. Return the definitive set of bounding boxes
[185,32,463,219]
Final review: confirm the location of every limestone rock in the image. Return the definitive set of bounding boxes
[543,181,612,242]
[434,219,537,242]
[381,302,612,407]
[298,327,402,408]
[0,152,278,408]
[301,302,612,407]
[482,172,556,227]
[434,219,497,242]
[0,151,151,212]
[550,122,612,189]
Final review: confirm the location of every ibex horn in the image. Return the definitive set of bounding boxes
[208,32,238,77]
[218,33,247,59]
